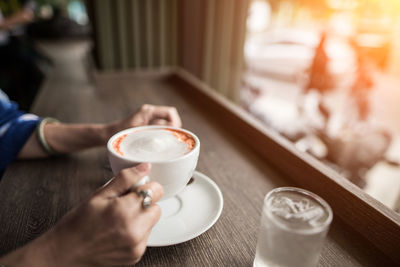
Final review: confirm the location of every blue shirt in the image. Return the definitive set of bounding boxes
[0,90,41,174]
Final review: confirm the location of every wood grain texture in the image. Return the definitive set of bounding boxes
[0,43,397,266]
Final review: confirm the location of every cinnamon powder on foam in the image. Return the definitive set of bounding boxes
[113,134,127,156]
[112,129,195,156]
[165,128,196,151]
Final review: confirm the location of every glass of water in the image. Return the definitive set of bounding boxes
[254,187,333,267]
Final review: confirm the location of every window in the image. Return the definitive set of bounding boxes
[242,0,400,213]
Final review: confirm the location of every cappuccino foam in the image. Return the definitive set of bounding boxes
[113,128,195,161]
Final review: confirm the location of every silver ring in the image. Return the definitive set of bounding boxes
[137,189,153,209]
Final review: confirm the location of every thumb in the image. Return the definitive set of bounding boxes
[149,118,169,125]
[97,163,151,198]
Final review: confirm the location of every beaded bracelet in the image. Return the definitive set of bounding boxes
[36,117,61,155]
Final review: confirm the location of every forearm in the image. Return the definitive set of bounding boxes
[17,104,182,159]
[18,123,111,159]
[45,123,110,153]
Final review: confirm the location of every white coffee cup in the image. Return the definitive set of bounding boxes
[107,125,200,200]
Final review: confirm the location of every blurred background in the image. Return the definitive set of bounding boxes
[242,0,400,212]
[1,0,399,212]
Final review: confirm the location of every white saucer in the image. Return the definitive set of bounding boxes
[147,171,223,247]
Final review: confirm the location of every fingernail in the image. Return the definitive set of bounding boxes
[136,163,150,172]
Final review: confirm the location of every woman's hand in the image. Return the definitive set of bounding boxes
[18,104,182,158]
[106,104,182,137]
[0,163,163,266]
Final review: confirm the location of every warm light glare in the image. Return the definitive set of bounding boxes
[247,0,271,32]
[243,0,400,210]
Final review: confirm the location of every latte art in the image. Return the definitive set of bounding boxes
[113,128,196,161]
[107,126,200,200]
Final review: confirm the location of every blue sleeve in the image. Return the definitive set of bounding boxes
[0,90,41,173]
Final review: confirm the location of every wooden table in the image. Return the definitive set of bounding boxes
[0,42,396,266]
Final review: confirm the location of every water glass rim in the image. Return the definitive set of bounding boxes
[264,187,333,234]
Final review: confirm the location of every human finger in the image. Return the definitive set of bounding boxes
[149,118,169,125]
[133,209,161,248]
[134,181,164,204]
[97,163,151,199]
[166,107,182,127]
[129,204,162,238]
[120,181,164,212]
[151,106,182,128]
